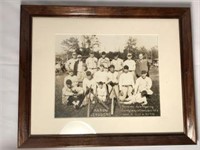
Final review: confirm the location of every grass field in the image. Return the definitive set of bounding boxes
[55,66,160,118]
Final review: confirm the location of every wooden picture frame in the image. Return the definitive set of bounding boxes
[18,5,197,148]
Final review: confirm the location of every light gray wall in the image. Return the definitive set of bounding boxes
[0,0,199,149]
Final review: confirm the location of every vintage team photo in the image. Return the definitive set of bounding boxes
[55,35,160,117]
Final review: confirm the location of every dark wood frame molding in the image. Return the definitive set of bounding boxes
[18,5,197,148]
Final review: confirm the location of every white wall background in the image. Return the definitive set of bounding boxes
[0,0,199,149]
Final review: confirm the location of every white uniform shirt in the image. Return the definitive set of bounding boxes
[123,59,136,71]
[111,58,123,71]
[64,75,78,87]
[98,57,110,68]
[65,58,77,71]
[119,72,135,90]
[77,61,83,72]
[107,72,119,83]
[93,71,109,83]
[85,57,98,69]
[97,86,107,97]
[135,76,152,93]
[82,78,96,93]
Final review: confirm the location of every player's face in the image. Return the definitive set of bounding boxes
[127,55,132,59]
[102,54,106,58]
[90,53,94,57]
[114,55,118,59]
[99,66,104,71]
[99,84,103,89]
[69,71,73,76]
[124,69,128,73]
[72,54,77,59]
[141,73,147,79]
[67,84,72,88]
[110,67,114,73]
[139,54,143,59]
[87,75,92,80]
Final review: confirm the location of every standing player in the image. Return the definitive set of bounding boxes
[111,52,123,76]
[136,53,149,77]
[73,54,85,82]
[98,51,110,72]
[118,65,135,101]
[85,51,98,74]
[123,53,136,81]
[65,52,77,72]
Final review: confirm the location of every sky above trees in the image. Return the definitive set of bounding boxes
[55,35,158,55]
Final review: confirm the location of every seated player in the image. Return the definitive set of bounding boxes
[96,81,107,102]
[134,70,153,95]
[118,65,135,101]
[62,79,84,109]
[122,90,148,106]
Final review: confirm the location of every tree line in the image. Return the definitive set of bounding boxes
[56,35,158,62]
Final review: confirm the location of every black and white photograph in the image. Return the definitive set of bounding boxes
[55,35,160,117]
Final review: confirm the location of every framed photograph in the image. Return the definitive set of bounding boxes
[18,5,197,148]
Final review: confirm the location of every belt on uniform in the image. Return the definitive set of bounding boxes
[115,69,122,72]
[89,68,97,70]
[129,70,135,72]
[122,85,132,87]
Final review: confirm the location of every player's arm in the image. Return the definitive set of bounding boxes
[134,79,139,95]
[147,77,153,89]
[133,60,136,71]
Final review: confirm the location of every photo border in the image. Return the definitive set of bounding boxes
[18,5,197,148]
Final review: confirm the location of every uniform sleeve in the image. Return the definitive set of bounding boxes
[118,75,123,91]
[123,60,126,67]
[106,58,110,67]
[130,74,135,88]
[95,58,98,68]
[133,60,136,71]
[120,59,124,68]
[134,78,139,94]
[63,76,67,87]
[73,76,79,86]
[147,77,152,89]
[97,58,101,67]
[110,60,114,65]
[107,73,111,83]
[85,58,89,67]
[82,79,87,93]
[66,60,71,70]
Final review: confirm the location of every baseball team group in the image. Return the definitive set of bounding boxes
[56,51,154,112]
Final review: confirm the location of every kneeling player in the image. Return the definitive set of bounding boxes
[62,79,84,109]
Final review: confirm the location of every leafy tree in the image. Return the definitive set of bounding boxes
[79,35,100,57]
[61,37,80,60]
[124,37,137,59]
[61,37,79,52]
[151,46,158,60]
